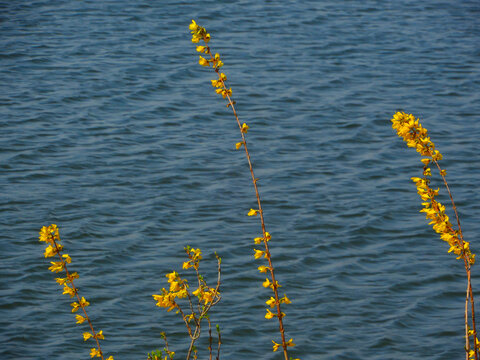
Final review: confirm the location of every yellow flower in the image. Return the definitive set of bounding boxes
[196,45,206,53]
[95,330,105,340]
[266,297,276,308]
[55,277,67,285]
[220,73,227,81]
[199,56,210,67]
[254,236,263,244]
[62,254,71,263]
[263,278,271,288]
[272,340,281,352]
[62,284,76,298]
[247,208,259,216]
[90,348,102,358]
[241,123,249,133]
[83,332,93,341]
[440,169,447,176]
[48,261,64,273]
[265,232,271,241]
[44,244,58,258]
[106,357,114,360]
[286,338,296,347]
[236,142,244,150]
[282,295,291,304]
[183,261,192,269]
[254,249,265,259]
[258,265,269,273]
[265,309,275,319]
[80,297,90,308]
[75,315,86,324]
[189,20,198,31]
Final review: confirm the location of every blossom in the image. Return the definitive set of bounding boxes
[84,332,93,341]
[265,309,275,319]
[75,315,86,324]
[236,142,244,150]
[254,249,265,259]
[199,56,209,67]
[90,348,102,358]
[247,208,259,216]
[241,123,249,133]
[48,261,64,273]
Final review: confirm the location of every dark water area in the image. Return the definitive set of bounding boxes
[1,1,480,359]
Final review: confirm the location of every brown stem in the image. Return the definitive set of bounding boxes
[52,240,104,360]
[203,43,289,360]
[431,157,477,360]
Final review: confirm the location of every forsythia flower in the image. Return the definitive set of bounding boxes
[48,261,64,273]
[392,112,475,264]
[75,314,86,324]
[84,332,93,341]
[90,348,102,358]
[266,297,276,308]
[258,265,269,273]
[248,208,259,216]
[199,56,209,67]
[235,142,243,150]
[95,330,105,340]
[241,123,249,133]
[254,249,265,259]
[265,308,275,319]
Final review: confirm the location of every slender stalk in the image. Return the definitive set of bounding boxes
[202,45,288,360]
[52,240,104,360]
[431,157,478,360]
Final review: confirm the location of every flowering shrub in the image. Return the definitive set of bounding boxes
[392,111,478,360]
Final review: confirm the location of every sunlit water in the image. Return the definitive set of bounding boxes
[1,1,480,359]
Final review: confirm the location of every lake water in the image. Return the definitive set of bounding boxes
[1,1,480,359]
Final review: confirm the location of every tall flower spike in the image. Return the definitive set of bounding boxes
[190,20,293,360]
[392,112,478,360]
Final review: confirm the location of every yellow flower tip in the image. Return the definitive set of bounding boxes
[262,278,271,288]
[62,254,72,263]
[247,208,259,216]
[83,332,93,341]
[258,265,269,273]
[220,73,227,81]
[189,20,198,31]
[90,348,102,358]
[254,249,265,259]
[196,45,206,53]
[286,338,296,347]
[265,232,271,241]
[241,123,249,133]
[75,315,86,324]
[95,330,105,340]
[254,236,263,244]
[204,33,211,43]
[282,295,291,304]
[266,297,276,308]
[182,261,192,269]
[235,142,244,150]
[272,340,281,352]
[199,56,210,67]
[421,158,430,165]
[265,309,275,319]
[48,261,64,273]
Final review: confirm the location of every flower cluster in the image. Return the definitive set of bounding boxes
[39,224,113,360]
[189,20,234,101]
[392,112,478,359]
[153,246,222,359]
[391,112,474,264]
[391,111,442,160]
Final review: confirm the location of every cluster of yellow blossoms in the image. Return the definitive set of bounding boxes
[153,247,220,313]
[391,112,475,265]
[39,224,113,360]
[153,246,221,359]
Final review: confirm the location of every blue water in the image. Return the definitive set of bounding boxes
[1,1,480,359]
